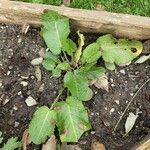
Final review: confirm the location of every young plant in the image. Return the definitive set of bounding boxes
[28,10,143,145]
[0,132,21,150]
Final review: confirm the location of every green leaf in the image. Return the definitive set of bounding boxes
[54,96,91,142]
[1,137,21,150]
[80,66,105,80]
[96,34,143,65]
[52,68,62,78]
[64,71,93,101]
[57,62,71,71]
[41,11,70,55]
[43,51,60,63]
[81,43,101,64]
[42,59,56,71]
[29,106,56,144]
[105,62,116,70]
[62,39,77,56]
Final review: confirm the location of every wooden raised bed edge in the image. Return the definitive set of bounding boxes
[0,0,150,40]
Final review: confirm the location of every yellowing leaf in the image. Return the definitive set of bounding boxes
[96,34,143,67]
[29,106,56,144]
[54,97,91,142]
[41,11,70,55]
[81,43,101,64]
[74,31,85,65]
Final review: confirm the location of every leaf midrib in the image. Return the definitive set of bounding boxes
[67,104,78,141]
[36,111,50,142]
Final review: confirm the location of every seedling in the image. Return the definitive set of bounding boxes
[28,10,143,144]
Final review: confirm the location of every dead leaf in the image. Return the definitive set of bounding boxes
[22,129,31,150]
[22,24,30,35]
[91,142,106,150]
[63,0,70,7]
[95,4,105,11]
[31,57,43,66]
[125,112,138,135]
[90,74,109,92]
[35,66,42,81]
[42,135,57,150]
[61,143,82,150]
[135,54,150,64]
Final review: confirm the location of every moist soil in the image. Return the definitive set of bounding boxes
[0,24,150,150]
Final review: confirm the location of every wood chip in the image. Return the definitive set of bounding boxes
[91,142,106,150]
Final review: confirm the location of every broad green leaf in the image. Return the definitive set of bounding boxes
[41,11,70,55]
[64,71,93,101]
[43,51,60,63]
[54,97,91,142]
[52,68,62,78]
[29,106,56,144]
[57,62,71,71]
[81,43,101,64]
[105,62,116,70]
[1,137,21,150]
[42,59,56,71]
[96,34,143,65]
[80,66,105,80]
[74,31,85,65]
[62,39,77,56]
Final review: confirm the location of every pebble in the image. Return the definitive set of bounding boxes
[114,100,119,105]
[25,96,37,107]
[18,38,22,43]
[8,66,13,70]
[13,105,18,110]
[7,71,10,75]
[14,121,20,127]
[130,93,134,96]
[38,83,45,92]
[110,108,115,113]
[21,76,28,79]
[91,112,94,116]
[119,69,126,75]
[0,82,2,87]
[31,57,43,66]
[17,91,22,95]
[3,98,10,105]
[94,91,98,94]
[91,131,96,135]
[111,83,115,87]
[20,81,28,87]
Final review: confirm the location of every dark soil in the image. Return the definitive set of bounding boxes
[0,24,150,150]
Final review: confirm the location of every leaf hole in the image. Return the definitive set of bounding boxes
[131,48,137,53]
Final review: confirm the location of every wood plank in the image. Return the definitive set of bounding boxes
[0,0,150,40]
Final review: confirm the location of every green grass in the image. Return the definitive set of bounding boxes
[18,0,150,16]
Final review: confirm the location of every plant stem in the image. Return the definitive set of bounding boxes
[50,87,64,110]
[63,51,70,63]
[114,78,150,132]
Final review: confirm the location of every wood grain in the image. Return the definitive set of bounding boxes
[0,0,150,40]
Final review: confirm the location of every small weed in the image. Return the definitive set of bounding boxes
[28,10,143,144]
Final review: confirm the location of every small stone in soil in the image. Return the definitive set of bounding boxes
[110,108,115,113]
[13,105,18,110]
[17,91,22,95]
[14,121,20,127]
[20,81,28,87]
[21,76,28,79]
[119,69,126,75]
[3,98,10,105]
[114,100,119,105]
[25,96,37,106]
